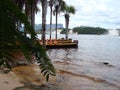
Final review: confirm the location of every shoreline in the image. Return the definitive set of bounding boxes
[0,63,120,90]
[0,71,23,90]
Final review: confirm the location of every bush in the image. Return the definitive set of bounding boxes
[73,26,108,35]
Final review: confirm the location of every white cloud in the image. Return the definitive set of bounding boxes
[35,0,120,29]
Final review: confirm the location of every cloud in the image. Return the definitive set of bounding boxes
[35,0,120,29]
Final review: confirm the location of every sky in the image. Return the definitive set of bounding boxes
[35,0,120,29]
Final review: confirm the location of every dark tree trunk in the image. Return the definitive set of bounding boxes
[41,0,47,48]
[65,14,69,40]
[25,2,29,36]
[65,20,69,40]
[55,11,58,39]
[50,6,53,40]
[31,3,35,40]
[55,5,59,39]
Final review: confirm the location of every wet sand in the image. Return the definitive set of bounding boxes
[0,62,119,90]
[53,61,120,90]
[0,71,23,90]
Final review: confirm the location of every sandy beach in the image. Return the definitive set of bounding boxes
[0,71,23,90]
[0,65,56,90]
[0,63,120,90]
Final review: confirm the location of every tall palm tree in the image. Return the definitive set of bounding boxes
[53,0,66,39]
[29,0,39,39]
[62,5,76,39]
[13,0,24,31]
[13,0,38,38]
[54,0,59,39]
[48,0,54,40]
[24,0,39,39]
[40,0,48,48]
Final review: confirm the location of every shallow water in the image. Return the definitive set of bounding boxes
[46,34,120,89]
[15,34,120,90]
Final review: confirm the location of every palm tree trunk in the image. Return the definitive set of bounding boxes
[50,6,52,40]
[25,1,29,36]
[31,3,35,40]
[65,14,69,40]
[65,20,69,40]
[41,0,47,48]
[55,11,58,39]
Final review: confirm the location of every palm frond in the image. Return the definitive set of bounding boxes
[0,0,56,81]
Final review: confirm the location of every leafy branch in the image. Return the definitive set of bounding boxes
[0,0,55,81]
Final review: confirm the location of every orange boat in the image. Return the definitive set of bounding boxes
[39,39,78,49]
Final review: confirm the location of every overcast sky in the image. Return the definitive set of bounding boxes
[35,0,120,29]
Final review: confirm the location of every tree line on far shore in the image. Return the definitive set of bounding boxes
[61,26,108,35]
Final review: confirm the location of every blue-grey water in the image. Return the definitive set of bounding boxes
[37,34,120,89]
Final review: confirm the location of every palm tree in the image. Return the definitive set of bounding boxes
[62,5,76,39]
[13,0,24,31]
[0,0,55,81]
[40,0,48,48]
[48,0,54,40]
[12,0,38,38]
[24,0,39,39]
[29,0,39,39]
[53,0,66,39]
[54,0,59,39]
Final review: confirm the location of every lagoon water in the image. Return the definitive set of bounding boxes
[37,34,120,90]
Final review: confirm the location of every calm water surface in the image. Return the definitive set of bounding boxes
[44,34,120,65]
[37,34,120,89]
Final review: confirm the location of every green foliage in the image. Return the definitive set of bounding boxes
[60,28,66,34]
[0,0,55,81]
[35,42,56,81]
[60,28,70,34]
[65,5,76,14]
[73,26,108,35]
[72,27,80,33]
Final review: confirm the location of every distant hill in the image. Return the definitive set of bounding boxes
[72,26,108,35]
[20,24,63,31]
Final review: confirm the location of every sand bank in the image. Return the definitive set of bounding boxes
[0,71,23,90]
[0,63,120,90]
